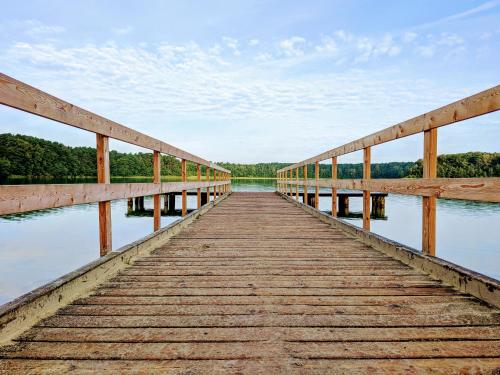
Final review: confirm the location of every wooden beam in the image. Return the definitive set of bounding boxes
[0,181,228,216]
[196,164,201,209]
[0,73,229,173]
[181,159,187,216]
[295,167,299,200]
[331,156,337,217]
[315,161,319,209]
[363,147,371,231]
[293,177,500,203]
[422,128,438,256]
[303,165,308,204]
[213,169,217,199]
[96,134,111,256]
[278,85,500,173]
[153,151,161,231]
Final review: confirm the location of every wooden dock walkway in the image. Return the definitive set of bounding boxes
[1,192,499,374]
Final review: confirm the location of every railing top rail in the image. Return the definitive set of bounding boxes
[278,85,500,173]
[0,73,230,173]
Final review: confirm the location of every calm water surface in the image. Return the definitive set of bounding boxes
[0,178,498,305]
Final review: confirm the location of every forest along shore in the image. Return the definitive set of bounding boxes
[1,133,499,180]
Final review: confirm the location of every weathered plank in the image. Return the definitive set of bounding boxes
[0,192,498,373]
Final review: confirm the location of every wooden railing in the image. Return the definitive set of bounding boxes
[0,73,231,255]
[277,85,500,256]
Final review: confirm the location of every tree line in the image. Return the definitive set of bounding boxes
[1,133,498,180]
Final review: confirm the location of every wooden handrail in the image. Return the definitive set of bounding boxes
[0,73,230,173]
[278,85,500,172]
[278,85,500,256]
[0,73,231,256]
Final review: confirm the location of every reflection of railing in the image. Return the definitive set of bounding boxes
[277,85,500,256]
[0,73,231,255]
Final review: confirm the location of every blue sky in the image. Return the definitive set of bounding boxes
[0,0,499,163]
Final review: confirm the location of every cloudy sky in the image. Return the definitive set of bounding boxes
[0,0,499,163]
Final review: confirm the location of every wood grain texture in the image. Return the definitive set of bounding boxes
[0,73,229,173]
[422,128,438,255]
[278,84,500,172]
[96,134,111,255]
[363,147,371,231]
[287,177,500,203]
[181,159,187,217]
[0,181,230,216]
[153,150,161,231]
[1,192,498,373]
[331,156,337,217]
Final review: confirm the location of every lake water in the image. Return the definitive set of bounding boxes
[0,178,499,305]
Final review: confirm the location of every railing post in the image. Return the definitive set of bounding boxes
[196,164,201,209]
[213,168,217,199]
[303,165,308,204]
[331,156,337,217]
[206,166,210,200]
[96,134,111,255]
[422,128,437,255]
[181,159,187,216]
[295,167,299,200]
[153,150,161,231]
[363,147,371,230]
[315,161,319,209]
[288,169,292,197]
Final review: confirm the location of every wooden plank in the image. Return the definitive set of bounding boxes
[96,134,111,255]
[213,169,217,199]
[314,161,319,209]
[1,192,499,373]
[278,84,500,172]
[37,313,499,328]
[303,165,308,204]
[363,147,371,230]
[197,164,201,209]
[422,128,437,255]
[331,156,337,217]
[181,159,187,217]
[296,177,500,203]
[1,358,498,374]
[153,150,161,231]
[0,181,229,216]
[21,326,500,343]
[0,73,229,173]
[205,166,210,198]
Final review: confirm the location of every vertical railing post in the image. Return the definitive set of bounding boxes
[96,134,111,255]
[303,165,308,204]
[331,156,337,217]
[181,159,187,216]
[422,128,437,255]
[196,164,201,209]
[288,169,292,197]
[153,150,161,231]
[213,168,217,199]
[363,147,371,230]
[295,167,299,200]
[315,161,319,209]
[206,166,210,200]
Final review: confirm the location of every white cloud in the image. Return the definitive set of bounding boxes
[402,32,418,43]
[222,36,241,56]
[112,26,133,35]
[21,20,65,37]
[249,39,259,46]
[279,36,306,56]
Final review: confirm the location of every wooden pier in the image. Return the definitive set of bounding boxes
[1,75,500,373]
[1,192,499,373]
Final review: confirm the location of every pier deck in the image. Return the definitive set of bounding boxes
[0,192,499,374]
